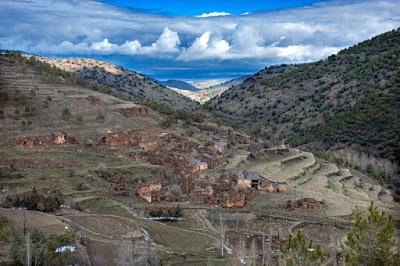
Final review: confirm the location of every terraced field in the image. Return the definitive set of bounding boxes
[246,148,399,218]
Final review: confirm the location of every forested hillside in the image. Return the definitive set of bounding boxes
[207,28,400,165]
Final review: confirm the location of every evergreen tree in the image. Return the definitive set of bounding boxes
[341,202,399,266]
[281,229,326,266]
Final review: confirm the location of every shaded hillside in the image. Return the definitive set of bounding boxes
[39,57,199,110]
[207,28,400,164]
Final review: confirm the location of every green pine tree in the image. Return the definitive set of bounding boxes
[341,202,399,266]
[281,229,326,266]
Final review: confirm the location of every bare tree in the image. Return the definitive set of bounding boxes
[25,231,31,266]
[218,212,226,257]
[250,238,257,266]
[118,234,137,266]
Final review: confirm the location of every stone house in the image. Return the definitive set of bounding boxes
[214,139,228,154]
[51,131,66,145]
[16,136,42,146]
[137,183,162,203]
[190,185,214,204]
[258,179,288,193]
[197,146,216,155]
[139,141,158,152]
[101,132,131,146]
[236,171,288,193]
[190,158,208,173]
[234,131,252,144]
[236,171,260,189]
[218,126,234,136]
[221,191,245,208]
[201,153,219,168]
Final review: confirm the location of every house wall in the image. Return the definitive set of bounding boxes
[139,141,158,151]
[277,184,288,193]
[222,194,245,208]
[191,162,208,173]
[52,135,65,145]
[214,144,225,154]
[137,183,161,203]
[237,179,252,188]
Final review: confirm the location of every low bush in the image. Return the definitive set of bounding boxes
[149,205,183,218]
[4,187,64,212]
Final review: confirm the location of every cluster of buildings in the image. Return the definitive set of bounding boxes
[130,123,287,208]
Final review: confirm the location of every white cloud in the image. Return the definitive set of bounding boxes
[178,32,230,60]
[140,27,180,54]
[29,27,181,57]
[0,0,399,64]
[196,12,231,18]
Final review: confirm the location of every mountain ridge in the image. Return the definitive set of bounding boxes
[207,28,400,164]
[159,79,198,91]
[38,57,199,110]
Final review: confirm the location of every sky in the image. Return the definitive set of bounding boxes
[1,0,400,80]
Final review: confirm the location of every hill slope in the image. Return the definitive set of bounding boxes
[39,57,199,110]
[207,28,400,163]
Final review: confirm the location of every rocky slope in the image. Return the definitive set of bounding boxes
[39,57,199,110]
[207,28,400,164]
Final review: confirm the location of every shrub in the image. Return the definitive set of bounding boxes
[0,215,13,241]
[14,108,20,119]
[4,187,64,212]
[61,107,71,120]
[96,113,105,121]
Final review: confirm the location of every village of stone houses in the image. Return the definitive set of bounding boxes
[0,53,399,266]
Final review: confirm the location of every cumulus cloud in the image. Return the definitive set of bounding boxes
[179,32,230,60]
[196,12,232,18]
[29,27,180,57]
[0,0,399,64]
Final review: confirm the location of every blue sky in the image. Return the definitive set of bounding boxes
[99,0,323,16]
[1,0,400,80]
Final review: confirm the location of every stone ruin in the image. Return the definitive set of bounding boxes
[16,131,78,147]
[100,129,145,147]
[137,183,162,203]
[188,174,256,208]
[117,105,148,117]
[86,95,102,106]
[285,198,324,210]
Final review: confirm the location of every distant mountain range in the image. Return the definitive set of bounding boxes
[165,76,249,104]
[159,79,198,91]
